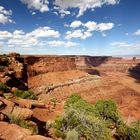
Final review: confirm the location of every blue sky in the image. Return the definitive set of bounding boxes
[0,0,140,55]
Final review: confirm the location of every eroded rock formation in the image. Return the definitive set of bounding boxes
[22,55,140,78]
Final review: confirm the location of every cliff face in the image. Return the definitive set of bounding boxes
[0,53,28,90]
[22,55,140,78]
[23,56,76,77]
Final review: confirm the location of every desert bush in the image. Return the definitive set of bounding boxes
[0,82,10,93]
[54,110,111,140]
[65,93,81,108]
[13,90,37,100]
[50,98,58,109]
[54,94,111,140]
[65,129,79,140]
[54,94,140,140]
[131,120,140,130]
[115,122,140,140]
[64,94,95,116]
[9,115,38,134]
[55,129,66,139]
[95,100,120,125]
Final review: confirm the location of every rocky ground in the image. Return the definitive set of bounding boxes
[0,53,54,140]
[0,53,140,140]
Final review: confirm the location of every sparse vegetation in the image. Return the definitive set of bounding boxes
[54,94,111,140]
[50,98,58,109]
[13,90,37,100]
[95,100,120,126]
[0,82,10,93]
[9,115,38,134]
[53,94,140,140]
[115,122,140,140]
[65,129,79,140]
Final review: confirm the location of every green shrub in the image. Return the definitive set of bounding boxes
[55,129,66,139]
[115,123,140,140]
[64,94,95,116]
[65,129,79,140]
[54,110,111,140]
[131,120,140,130]
[9,115,38,134]
[0,82,10,93]
[65,93,81,108]
[13,90,37,100]
[54,94,140,140]
[95,100,120,125]
[54,94,111,140]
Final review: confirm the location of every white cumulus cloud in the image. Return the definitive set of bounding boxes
[134,29,140,35]
[65,29,92,40]
[27,27,60,38]
[54,0,119,17]
[20,0,49,13]
[0,31,12,39]
[84,21,97,31]
[65,20,114,39]
[0,26,61,48]
[46,40,79,47]
[0,6,13,24]
[97,23,114,31]
[70,20,82,28]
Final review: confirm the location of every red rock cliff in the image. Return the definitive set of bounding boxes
[22,55,140,77]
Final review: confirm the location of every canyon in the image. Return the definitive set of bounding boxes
[22,55,140,77]
[0,53,140,140]
[22,54,140,120]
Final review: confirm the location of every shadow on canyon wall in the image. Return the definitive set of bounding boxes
[23,56,41,65]
[128,63,140,83]
[82,56,113,76]
[84,68,100,76]
[31,116,48,136]
[84,56,111,67]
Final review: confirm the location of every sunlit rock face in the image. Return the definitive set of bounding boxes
[22,55,140,77]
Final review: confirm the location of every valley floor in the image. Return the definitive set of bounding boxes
[29,70,140,123]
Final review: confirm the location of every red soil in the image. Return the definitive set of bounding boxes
[29,71,140,123]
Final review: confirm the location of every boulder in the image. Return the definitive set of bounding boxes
[0,97,15,115]
[11,106,33,120]
[11,98,45,109]
[0,121,31,140]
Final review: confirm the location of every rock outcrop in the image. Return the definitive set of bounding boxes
[0,121,31,140]
[0,53,28,90]
[0,122,53,140]
[22,55,140,78]
[11,106,33,120]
